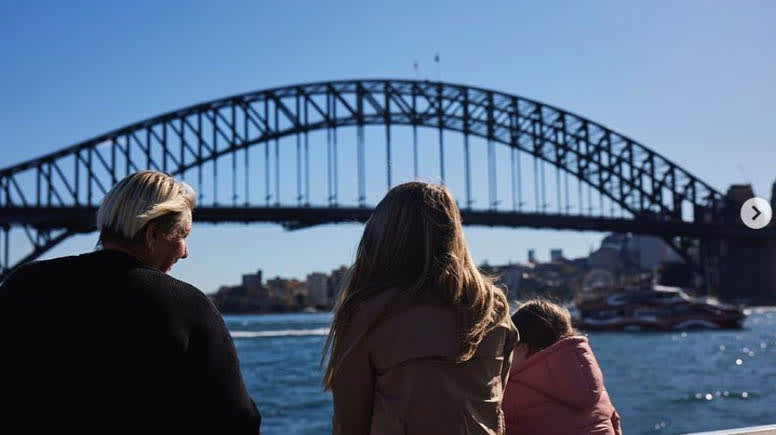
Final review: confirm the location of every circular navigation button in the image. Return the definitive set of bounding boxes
[740,197,772,230]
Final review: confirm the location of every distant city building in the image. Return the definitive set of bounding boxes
[528,249,536,264]
[288,281,308,307]
[242,272,261,292]
[550,249,563,262]
[630,235,680,271]
[588,233,680,274]
[727,184,755,206]
[483,259,582,302]
[328,266,349,302]
[211,284,264,313]
[588,246,623,272]
[243,271,271,307]
[307,272,329,307]
[266,277,294,307]
[497,265,525,301]
[600,234,625,251]
[213,266,353,313]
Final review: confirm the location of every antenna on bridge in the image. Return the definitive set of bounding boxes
[413,59,419,79]
[434,52,441,81]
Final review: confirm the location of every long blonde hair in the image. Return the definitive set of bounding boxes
[322,181,510,389]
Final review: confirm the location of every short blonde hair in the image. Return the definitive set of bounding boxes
[97,170,195,244]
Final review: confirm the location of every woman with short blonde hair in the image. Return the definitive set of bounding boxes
[98,169,194,243]
[0,170,261,434]
[97,170,196,272]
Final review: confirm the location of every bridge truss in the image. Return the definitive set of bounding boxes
[0,79,751,283]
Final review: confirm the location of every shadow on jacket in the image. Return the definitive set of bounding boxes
[502,336,621,435]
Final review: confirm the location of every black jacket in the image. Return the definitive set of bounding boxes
[0,250,261,434]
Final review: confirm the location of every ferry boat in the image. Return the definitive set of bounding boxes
[573,285,746,331]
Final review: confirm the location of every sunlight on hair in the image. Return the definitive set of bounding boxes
[97,170,195,241]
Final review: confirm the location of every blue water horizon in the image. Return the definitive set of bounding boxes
[226,308,776,435]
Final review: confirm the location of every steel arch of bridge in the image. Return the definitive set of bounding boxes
[0,79,733,280]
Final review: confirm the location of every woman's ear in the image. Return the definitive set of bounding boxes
[143,222,157,254]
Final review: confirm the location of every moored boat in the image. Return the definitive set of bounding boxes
[573,285,746,331]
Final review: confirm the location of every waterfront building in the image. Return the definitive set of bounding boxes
[211,284,265,313]
[306,272,329,308]
[588,241,624,273]
[328,266,349,303]
[266,277,302,309]
[242,270,272,309]
[479,262,530,301]
[498,265,525,301]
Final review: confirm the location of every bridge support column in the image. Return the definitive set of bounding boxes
[716,237,776,304]
[714,183,776,304]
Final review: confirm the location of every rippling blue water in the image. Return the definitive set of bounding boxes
[226,308,776,435]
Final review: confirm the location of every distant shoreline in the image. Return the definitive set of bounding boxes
[220,308,333,316]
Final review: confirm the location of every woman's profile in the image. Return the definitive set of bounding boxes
[0,170,261,434]
[502,299,621,435]
[323,181,518,435]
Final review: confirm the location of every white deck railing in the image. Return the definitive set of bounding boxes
[686,425,776,435]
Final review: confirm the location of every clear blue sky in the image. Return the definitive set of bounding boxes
[1,1,774,293]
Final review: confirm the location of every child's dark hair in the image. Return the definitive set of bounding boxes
[512,299,577,351]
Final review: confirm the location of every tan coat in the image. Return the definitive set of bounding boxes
[331,290,518,435]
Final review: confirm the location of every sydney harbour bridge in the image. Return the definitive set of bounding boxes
[1,79,774,298]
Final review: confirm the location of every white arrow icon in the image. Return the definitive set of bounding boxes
[741,198,772,230]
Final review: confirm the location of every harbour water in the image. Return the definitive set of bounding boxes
[227,308,776,435]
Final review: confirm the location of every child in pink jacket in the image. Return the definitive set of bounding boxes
[502,300,621,435]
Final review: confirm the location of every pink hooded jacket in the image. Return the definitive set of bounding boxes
[502,336,621,435]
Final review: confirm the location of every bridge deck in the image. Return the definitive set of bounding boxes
[1,206,772,239]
